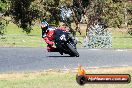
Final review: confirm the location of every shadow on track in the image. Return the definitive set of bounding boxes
[47,55,71,57]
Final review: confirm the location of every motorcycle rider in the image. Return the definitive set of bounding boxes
[41,18,69,52]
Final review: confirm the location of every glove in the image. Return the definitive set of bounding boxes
[48,42,54,46]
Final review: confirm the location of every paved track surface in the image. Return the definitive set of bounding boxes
[0,48,132,72]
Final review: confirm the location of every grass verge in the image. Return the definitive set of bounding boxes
[0,22,132,48]
[0,66,132,88]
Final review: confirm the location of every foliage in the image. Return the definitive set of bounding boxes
[0,0,7,12]
[7,0,41,34]
[0,0,9,35]
[0,21,5,35]
[128,28,132,35]
[1,0,131,35]
[84,0,125,27]
[127,2,132,25]
[6,0,62,33]
[0,17,8,35]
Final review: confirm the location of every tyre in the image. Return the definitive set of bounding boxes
[67,43,79,57]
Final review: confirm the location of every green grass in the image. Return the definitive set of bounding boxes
[0,35,46,47]
[112,37,132,48]
[112,31,132,48]
[0,22,47,47]
[0,22,132,48]
[5,22,41,35]
[0,67,132,88]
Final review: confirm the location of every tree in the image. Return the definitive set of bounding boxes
[7,0,41,34]
[0,0,8,35]
[2,0,131,35]
[6,0,62,34]
[0,0,7,12]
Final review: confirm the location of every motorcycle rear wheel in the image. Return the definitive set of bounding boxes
[67,43,79,57]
